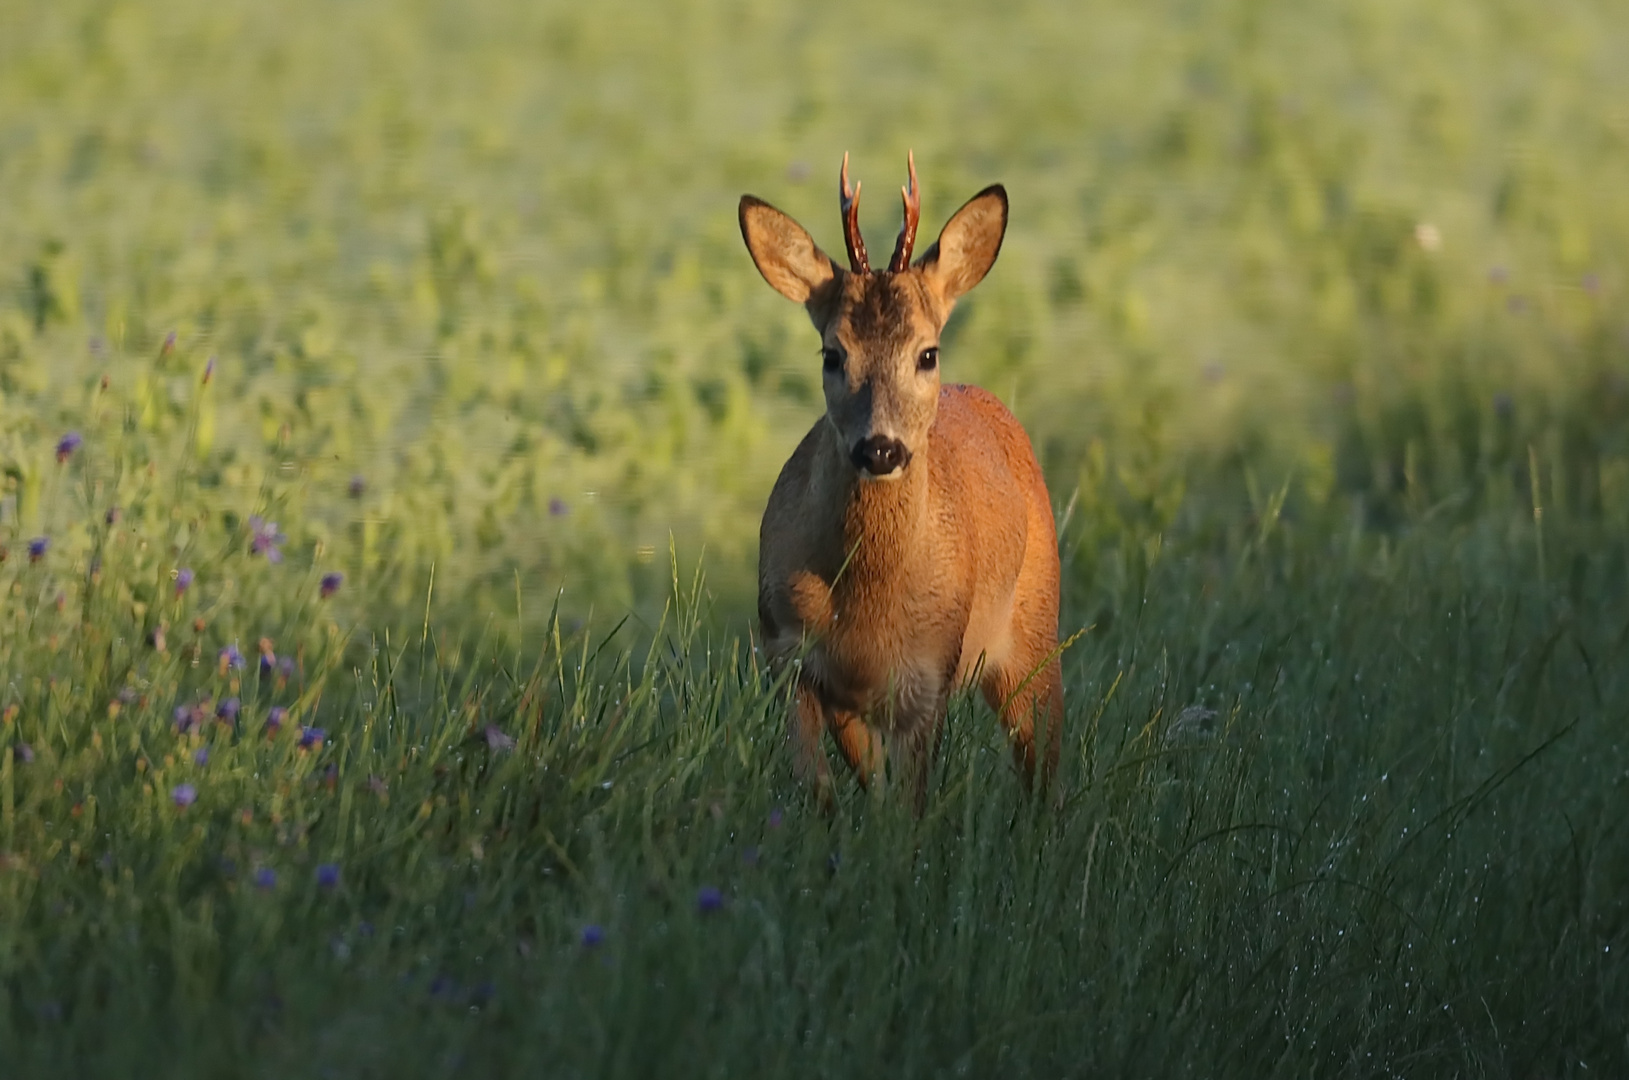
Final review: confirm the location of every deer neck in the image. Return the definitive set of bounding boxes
[813,427,932,592]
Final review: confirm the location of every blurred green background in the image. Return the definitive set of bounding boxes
[4,0,1625,630]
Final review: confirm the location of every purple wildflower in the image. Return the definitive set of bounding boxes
[548,496,568,517]
[320,572,343,599]
[194,747,209,766]
[219,642,246,672]
[173,704,195,732]
[316,863,340,890]
[171,783,198,808]
[13,743,34,765]
[175,568,194,595]
[484,725,515,752]
[347,475,366,498]
[56,432,82,463]
[248,516,285,563]
[580,924,605,948]
[105,506,121,525]
[28,537,48,562]
[767,807,784,829]
[265,706,286,735]
[298,727,326,749]
[254,867,277,891]
[217,697,240,723]
[278,656,296,678]
[696,886,724,914]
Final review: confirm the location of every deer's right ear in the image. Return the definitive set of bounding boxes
[740,197,840,305]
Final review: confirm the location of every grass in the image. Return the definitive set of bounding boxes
[1,0,1627,1074]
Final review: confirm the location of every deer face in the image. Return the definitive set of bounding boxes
[740,154,1008,480]
[818,273,943,479]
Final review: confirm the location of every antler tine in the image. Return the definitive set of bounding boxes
[888,150,921,272]
[839,152,870,274]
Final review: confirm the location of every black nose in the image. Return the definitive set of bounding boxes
[851,435,910,476]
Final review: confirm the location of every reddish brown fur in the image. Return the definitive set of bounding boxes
[740,157,1062,810]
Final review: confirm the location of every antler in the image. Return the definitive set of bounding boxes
[888,150,920,272]
[839,152,870,274]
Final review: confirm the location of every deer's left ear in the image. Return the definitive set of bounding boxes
[740,196,841,304]
[917,185,1007,305]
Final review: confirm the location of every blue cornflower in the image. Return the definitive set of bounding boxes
[219,643,246,673]
[56,432,82,463]
[266,706,286,735]
[580,924,605,948]
[13,743,34,764]
[696,886,724,914]
[248,516,285,563]
[27,537,48,562]
[175,568,194,595]
[320,572,343,599]
[298,727,325,749]
[254,867,277,891]
[316,863,340,890]
[216,697,240,723]
[171,783,198,808]
[484,725,515,752]
[194,747,209,766]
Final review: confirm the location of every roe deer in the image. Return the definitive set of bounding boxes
[739,153,1063,810]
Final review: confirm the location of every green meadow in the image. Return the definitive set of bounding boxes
[1,0,1626,1074]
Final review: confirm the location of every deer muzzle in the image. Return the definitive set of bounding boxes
[851,435,911,478]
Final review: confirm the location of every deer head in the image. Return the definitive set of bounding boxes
[740,153,1008,480]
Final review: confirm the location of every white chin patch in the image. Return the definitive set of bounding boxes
[857,467,907,483]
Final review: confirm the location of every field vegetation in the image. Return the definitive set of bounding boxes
[1,0,1626,1074]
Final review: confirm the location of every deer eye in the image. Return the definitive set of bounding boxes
[821,347,844,373]
[917,347,939,372]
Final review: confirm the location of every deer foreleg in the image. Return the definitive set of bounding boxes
[791,682,836,811]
